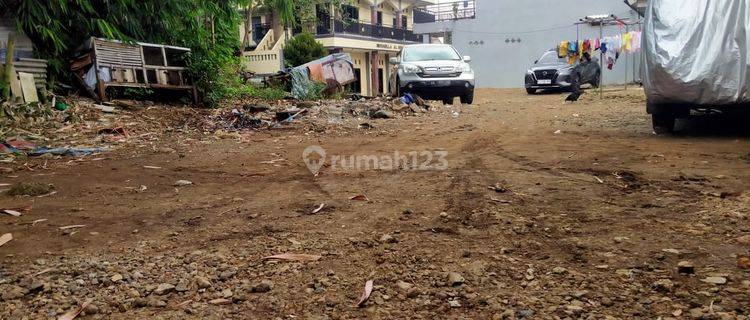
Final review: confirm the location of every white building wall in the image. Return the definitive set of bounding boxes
[414,0,643,88]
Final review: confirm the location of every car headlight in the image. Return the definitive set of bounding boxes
[526,69,533,75]
[460,63,473,73]
[402,64,422,74]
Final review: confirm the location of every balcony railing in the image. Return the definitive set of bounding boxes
[293,19,421,42]
[414,0,476,23]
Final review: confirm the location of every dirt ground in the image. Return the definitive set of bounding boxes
[1,87,749,319]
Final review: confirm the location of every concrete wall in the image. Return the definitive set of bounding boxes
[413,0,643,88]
[1,18,34,56]
[356,0,415,28]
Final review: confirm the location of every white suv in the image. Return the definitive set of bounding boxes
[389,44,475,105]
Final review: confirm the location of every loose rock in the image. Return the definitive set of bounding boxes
[447,272,465,286]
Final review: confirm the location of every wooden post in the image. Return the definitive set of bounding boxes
[2,31,15,100]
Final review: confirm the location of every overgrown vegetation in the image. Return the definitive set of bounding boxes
[283,33,328,68]
[297,81,327,101]
[1,0,350,106]
[2,0,243,106]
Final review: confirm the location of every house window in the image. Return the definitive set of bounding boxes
[401,16,407,28]
[342,5,359,21]
[376,11,383,25]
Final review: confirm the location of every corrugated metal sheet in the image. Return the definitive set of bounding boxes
[1,58,48,89]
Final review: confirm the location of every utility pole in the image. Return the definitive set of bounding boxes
[2,31,15,101]
[599,21,604,99]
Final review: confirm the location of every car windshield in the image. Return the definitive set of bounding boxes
[403,46,461,62]
[537,51,566,65]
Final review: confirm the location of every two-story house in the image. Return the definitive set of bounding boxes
[240,0,437,96]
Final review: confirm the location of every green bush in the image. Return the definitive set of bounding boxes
[4,0,243,107]
[283,33,327,68]
[298,81,326,101]
[252,85,287,101]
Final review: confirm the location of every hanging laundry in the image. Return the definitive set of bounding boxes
[622,32,632,52]
[568,41,578,55]
[558,41,569,58]
[567,55,577,65]
[578,40,584,57]
[583,39,591,53]
[595,38,601,51]
[601,42,608,54]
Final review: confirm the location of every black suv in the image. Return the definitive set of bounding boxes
[524,50,600,94]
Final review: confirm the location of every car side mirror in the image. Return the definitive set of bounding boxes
[389,57,399,65]
[463,55,472,63]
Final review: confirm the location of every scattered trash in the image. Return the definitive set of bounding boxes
[452,111,460,118]
[262,253,322,262]
[554,129,562,134]
[33,267,55,277]
[174,180,193,187]
[6,182,55,196]
[97,126,128,136]
[143,166,162,170]
[59,225,86,230]
[350,194,370,201]
[400,93,416,105]
[2,209,22,217]
[370,110,394,119]
[356,280,374,307]
[244,104,271,113]
[93,104,116,113]
[0,233,12,247]
[5,139,37,151]
[488,183,508,193]
[32,219,48,226]
[359,123,374,129]
[311,203,325,214]
[57,298,93,320]
[28,147,106,157]
[490,197,511,204]
[593,176,604,184]
[54,102,69,111]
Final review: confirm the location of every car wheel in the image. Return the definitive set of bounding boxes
[652,113,676,134]
[442,97,454,105]
[460,91,474,104]
[526,88,536,94]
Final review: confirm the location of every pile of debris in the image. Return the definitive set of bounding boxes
[0,97,207,165]
[205,93,432,134]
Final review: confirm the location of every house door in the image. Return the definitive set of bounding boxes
[251,16,263,44]
[377,69,384,95]
[348,69,362,94]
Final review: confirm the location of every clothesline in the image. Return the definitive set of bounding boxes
[557,30,642,70]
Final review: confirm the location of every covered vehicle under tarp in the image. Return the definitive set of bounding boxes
[290,53,356,99]
[643,0,750,106]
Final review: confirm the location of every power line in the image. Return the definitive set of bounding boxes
[435,10,637,36]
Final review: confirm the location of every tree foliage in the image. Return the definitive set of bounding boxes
[1,0,242,106]
[283,33,327,68]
